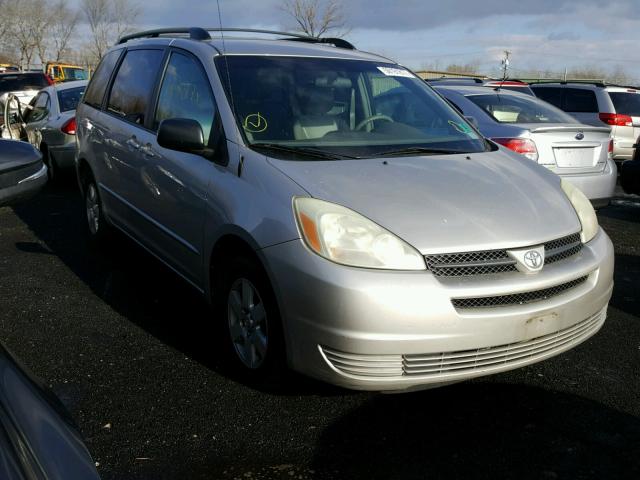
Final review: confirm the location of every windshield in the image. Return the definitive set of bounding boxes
[0,74,49,94]
[215,56,487,159]
[467,93,577,124]
[62,67,88,81]
[610,92,640,116]
[57,86,86,112]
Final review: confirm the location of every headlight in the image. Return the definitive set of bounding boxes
[561,179,599,243]
[293,197,426,270]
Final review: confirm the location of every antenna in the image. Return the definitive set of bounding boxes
[498,50,511,92]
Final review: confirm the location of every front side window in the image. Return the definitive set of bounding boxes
[58,87,86,112]
[25,92,50,123]
[62,67,88,81]
[609,92,640,116]
[153,52,216,142]
[83,49,122,109]
[563,88,598,113]
[467,93,576,124]
[107,49,164,125]
[215,56,487,159]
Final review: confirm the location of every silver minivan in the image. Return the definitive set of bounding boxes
[75,28,614,392]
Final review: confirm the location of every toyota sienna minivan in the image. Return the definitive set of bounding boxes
[75,28,614,392]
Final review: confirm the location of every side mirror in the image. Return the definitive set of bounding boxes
[465,116,479,129]
[157,118,205,154]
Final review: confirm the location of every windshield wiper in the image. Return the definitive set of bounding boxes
[251,143,357,160]
[375,147,465,157]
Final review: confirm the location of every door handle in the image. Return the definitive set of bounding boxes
[126,136,141,151]
[140,143,157,158]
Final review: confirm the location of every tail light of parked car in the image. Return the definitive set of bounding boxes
[491,137,539,162]
[599,113,633,127]
[61,117,76,135]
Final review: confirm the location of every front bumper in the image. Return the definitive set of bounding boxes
[262,229,614,391]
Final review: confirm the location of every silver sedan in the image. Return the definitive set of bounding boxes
[21,80,87,181]
[434,85,617,208]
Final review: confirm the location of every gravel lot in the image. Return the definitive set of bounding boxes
[0,179,639,479]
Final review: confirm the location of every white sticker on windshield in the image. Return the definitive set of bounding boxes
[377,66,414,78]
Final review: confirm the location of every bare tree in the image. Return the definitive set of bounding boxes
[30,0,55,68]
[50,0,80,62]
[281,0,348,38]
[82,0,140,61]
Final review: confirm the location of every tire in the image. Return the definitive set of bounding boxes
[83,173,112,245]
[218,255,285,380]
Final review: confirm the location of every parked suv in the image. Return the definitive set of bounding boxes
[75,28,613,392]
[531,82,640,164]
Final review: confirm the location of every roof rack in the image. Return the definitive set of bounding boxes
[527,79,607,88]
[117,27,356,50]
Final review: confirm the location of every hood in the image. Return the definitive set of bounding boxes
[269,150,582,254]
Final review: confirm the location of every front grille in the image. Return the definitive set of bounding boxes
[424,233,582,277]
[451,275,588,309]
[320,307,606,380]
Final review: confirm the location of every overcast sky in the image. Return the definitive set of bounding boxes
[85,0,640,81]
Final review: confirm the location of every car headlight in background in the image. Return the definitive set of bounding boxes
[561,179,599,243]
[294,197,426,270]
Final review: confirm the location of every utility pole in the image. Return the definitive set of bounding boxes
[501,50,511,81]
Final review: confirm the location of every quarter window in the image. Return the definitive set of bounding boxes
[83,49,122,109]
[153,52,216,142]
[107,49,164,125]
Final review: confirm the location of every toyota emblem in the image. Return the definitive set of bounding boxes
[524,250,543,269]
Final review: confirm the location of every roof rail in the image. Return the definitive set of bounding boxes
[118,27,211,44]
[527,79,607,88]
[118,27,356,50]
[425,77,484,84]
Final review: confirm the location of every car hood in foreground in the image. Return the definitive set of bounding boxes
[269,150,582,254]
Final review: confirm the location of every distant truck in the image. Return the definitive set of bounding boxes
[45,62,88,83]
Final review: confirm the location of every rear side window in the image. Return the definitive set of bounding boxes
[153,52,216,141]
[467,93,575,124]
[563,88,598,113]
[107,49,164,125]
[0,74,49,93]
[532,87,563,109]
[609,92,640,116]
[58,87,86,112]
[83,50,122,109]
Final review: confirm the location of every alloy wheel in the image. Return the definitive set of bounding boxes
[227,277,269,369]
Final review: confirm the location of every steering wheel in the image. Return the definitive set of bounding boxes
[355,114,394,131]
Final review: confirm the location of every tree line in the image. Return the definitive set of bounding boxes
[0,0,139,70]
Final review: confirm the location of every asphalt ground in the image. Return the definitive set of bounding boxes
[0,177,639,480]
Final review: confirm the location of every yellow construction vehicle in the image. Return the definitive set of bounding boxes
[45,62,88,83]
